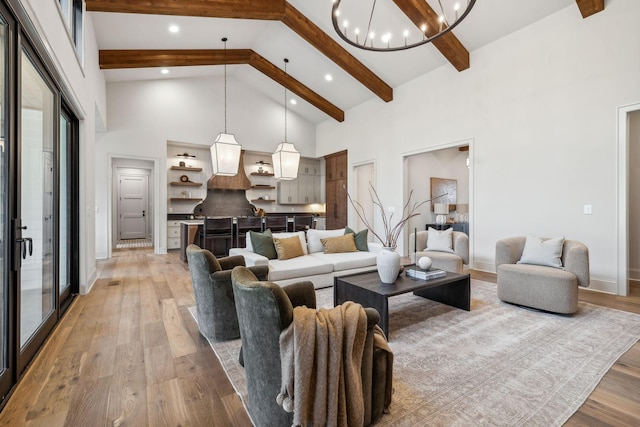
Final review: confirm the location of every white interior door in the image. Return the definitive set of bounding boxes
[118,174,148,240]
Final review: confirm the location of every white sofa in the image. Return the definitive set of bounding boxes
[229,228,382,288]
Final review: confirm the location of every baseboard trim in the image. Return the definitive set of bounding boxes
[472,261,495,274]
[628,268,640,281]
[81,267,98,295]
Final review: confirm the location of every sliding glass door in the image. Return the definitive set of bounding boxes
[59,108,77,309]
[17,47,57,371]
[0,7,11,403]
[0,1,80,409]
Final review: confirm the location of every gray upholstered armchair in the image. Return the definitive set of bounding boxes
[231,266,391,427]
[186,244,269,341]
[495,237,590,314]
[409,230,469,273]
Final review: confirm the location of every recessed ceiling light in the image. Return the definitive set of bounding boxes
[161,69,170,74]
[169,25,179,33]
[290,99,297,105]
[325,74,333,82]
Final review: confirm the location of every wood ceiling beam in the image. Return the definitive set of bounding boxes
[99,49,344,122]
[575,0,604,18]
[85,0,285,20]
[281,3,393,102]
[86,0,394,104]
[99,49,253,69]
[392,0,470,72]
[249,52,344,122]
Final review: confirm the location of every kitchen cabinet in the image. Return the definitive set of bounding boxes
[277,158,321,204]
[167,220,181,249]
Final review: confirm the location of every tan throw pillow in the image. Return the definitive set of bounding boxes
[321,233,358,254]
[273,236,305,260]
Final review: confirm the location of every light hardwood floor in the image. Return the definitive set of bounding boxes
[0,249,637,426]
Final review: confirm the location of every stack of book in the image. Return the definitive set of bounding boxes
[405,266,447,280]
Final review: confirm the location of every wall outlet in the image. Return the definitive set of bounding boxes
[583,204,592,215]
[387,207,396,213]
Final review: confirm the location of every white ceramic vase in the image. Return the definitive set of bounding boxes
[377,247,401,284]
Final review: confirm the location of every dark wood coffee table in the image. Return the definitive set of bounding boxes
[333,269,470,338]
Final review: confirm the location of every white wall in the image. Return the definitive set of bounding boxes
[316,0,640,293]
[22,1,106,294]
[95,75,317,256]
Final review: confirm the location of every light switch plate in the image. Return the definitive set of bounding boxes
[583,204,592,215]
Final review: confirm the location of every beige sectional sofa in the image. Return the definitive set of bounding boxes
[229,228,382,288]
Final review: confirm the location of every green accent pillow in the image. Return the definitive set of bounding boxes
[344,227,369,251]
[249,229,277,260]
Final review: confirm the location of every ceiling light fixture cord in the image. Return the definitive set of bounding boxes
[284,58,288,143]
[222,37,228,133]
[437,0,449,26]
[363,0,377,46]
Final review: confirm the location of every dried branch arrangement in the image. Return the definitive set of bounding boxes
[346,183,447,249]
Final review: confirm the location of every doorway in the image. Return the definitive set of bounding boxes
[112,160,154,249]
[118,174,148,240]
[622,106,640,296]
[353,162,375,238]
[403,141,472,257]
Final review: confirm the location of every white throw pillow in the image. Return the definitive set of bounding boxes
[245,231,253,251]
[517,235,565,268]
[306,228,345,253]
[272,231,309,255]
[426,227,454,253]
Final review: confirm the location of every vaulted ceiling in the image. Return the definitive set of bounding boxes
[88,0,603,124]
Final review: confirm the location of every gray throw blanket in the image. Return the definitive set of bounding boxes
[276,301,368,427]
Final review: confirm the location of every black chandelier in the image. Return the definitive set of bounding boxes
[331,0,476,52]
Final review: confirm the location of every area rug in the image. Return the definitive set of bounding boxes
[189,280,640,426]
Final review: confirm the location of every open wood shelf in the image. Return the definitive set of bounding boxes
[251,185,275,189]
[170,181,202,187]
[251,199,275,203]
[170,166,202,172]
[250,172,274,176]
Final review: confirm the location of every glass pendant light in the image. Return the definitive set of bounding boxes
[211,37,241,176]
[272,58,300,180]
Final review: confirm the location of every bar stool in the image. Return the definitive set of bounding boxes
[264,215,288,232]
[236,216,263,248]
[199,217,234,257]
[293,215,314,233]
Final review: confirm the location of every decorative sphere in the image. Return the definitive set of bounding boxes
[418,256,433,270]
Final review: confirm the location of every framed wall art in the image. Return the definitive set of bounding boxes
[430,177,457,211]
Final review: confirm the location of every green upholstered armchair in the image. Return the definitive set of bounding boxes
[231,266,391,427]
[186,244,269,341]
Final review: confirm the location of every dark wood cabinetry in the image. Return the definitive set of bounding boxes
[324,150,348,229]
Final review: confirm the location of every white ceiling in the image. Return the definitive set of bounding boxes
[91,0,576,124]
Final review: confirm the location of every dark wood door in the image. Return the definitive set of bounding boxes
[324,151,348,229]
